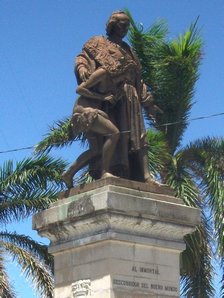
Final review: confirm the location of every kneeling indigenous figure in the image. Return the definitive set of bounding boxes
[62,11,159,188]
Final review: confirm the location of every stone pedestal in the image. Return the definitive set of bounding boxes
[32,178,200,298]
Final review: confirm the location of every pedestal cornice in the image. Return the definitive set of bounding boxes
[33,180,200,246]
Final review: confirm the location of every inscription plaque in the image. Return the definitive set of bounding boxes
[112,275,179,296]
[132,265,160,275]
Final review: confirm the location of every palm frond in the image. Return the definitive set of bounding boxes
[166,152,200,207]
[0,155,66,223]
[128,15,202,153]
[197,139,224,292]
[181,211,214,297]
[0,155,66,194]
[204,160,224,255]
[0,232,53,271]
[1,242,53,298]
[0,194,58,224]
[146,129,170,178]
[0,249,16,298]
[166,138,223,296]
[182,137,224,261]
[35,117,87,154]
[221,265,224,298]
[152,21,202,153]
[126,9,168,84]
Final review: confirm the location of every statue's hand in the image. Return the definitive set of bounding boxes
[104,94,115,104]
[142,91,154,105]
[79,67,89,82]
[145,92,154,102]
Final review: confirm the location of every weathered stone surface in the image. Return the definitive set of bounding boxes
[33,181,200,298]
[59,177,174,199]
[33,183,199,243]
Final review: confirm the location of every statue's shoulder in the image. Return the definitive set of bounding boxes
[83,36,108,52]
[122,40,141,69]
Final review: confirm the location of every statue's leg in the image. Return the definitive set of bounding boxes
[62,148,99,188]
[91,115,120,178]
[62,115,119,188]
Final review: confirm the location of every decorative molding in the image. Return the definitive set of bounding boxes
[33,184,200,245]
[72,279,91,297]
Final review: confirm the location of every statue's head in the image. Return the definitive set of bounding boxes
[106,11,130,38]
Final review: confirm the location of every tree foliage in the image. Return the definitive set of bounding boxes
[127,11,223,297]
[0,156,66,297]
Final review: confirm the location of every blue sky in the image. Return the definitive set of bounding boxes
[1,0,223,297]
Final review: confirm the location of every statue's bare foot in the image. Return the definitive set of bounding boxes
[61,172,73,189]
[101,172,119,179]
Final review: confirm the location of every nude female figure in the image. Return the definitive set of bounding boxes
[62,67,120,188]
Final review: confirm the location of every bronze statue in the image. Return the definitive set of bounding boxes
[62,11,158,188]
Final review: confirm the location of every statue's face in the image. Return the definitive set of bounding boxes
[113,14,130,38]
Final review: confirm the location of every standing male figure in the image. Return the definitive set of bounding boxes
[62,11,156,187]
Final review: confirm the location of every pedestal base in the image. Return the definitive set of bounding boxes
[52,239,184,298]
[33,178,200,298]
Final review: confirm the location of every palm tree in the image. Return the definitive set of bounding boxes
[0,155,66,297]
[127,11,224,297]
[35,12,224,298]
